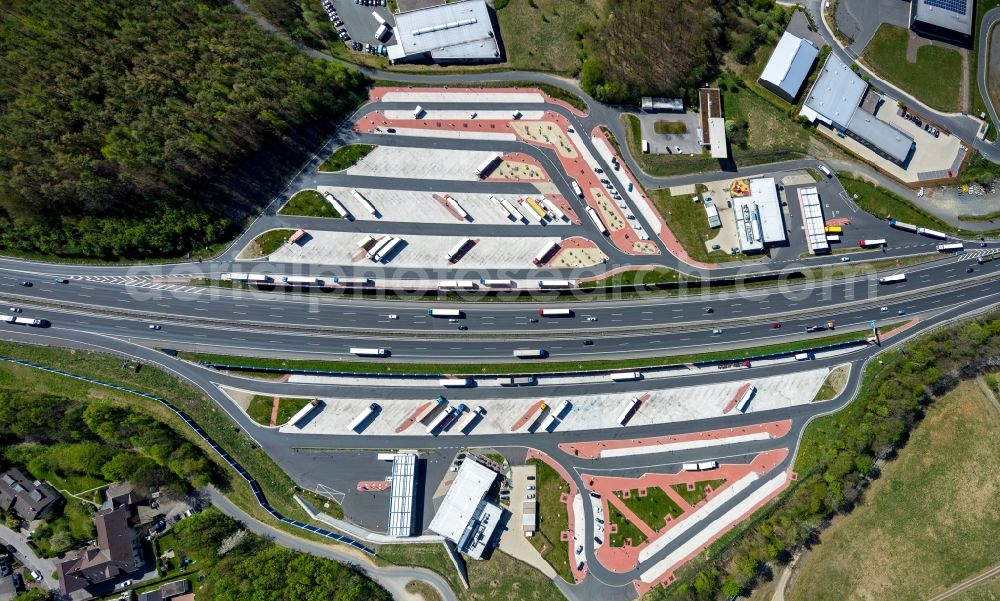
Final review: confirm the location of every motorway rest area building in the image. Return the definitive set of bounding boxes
[428,459,503,559]
[387,0,500,64]
[731,177,786,254]
[799,54,915,166]
[387,453,418,538]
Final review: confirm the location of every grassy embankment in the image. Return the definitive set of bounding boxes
[278,190,342,218]
[246,395,313,426]
[525,458,573,582]
[788,380,1000,601]
[318,144,374,172]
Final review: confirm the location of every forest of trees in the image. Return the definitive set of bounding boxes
[0,0,368,259]
[652,314,1000,600]
[581,0,789,104]
[172,509,392,600]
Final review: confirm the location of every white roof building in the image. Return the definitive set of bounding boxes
[759,32,819,102]
[798,186,830,254]
[732,178,786,254]
[428,460,502,559]
[387,0,500,64]
[387,454,417,537]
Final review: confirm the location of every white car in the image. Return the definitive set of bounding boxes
[148,324,161,330]
[9,307,21,313]
[712,328,723,335]
[880,306,889,312]
[840,257,851,262]
[448,318,459,323]
[586,317,597,322]
[526,493,535,500]
[388,314,398,319]
[29,570,41,581]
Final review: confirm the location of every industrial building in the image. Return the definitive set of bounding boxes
[698,88,728,159]
[731,178,786,254]
[387,0,500,64]
[428,459,503,559]
[387,453,418,538]
[758,31,819,102]
[641,97,684,112]
[800,54,915,166]
[798,186,830,254]
[910,0,974,47]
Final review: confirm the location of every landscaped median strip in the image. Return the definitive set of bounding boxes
[180,326,891,377]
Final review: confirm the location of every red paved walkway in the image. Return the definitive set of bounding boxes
[558,420,792,459]
[395,401,432,433]
[510,401,547,432]
[722,382,753,414]
[357,480,390,492]
[269,395,280,427]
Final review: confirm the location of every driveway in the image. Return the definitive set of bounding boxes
[835,0,910,54]
[0,524,57,590]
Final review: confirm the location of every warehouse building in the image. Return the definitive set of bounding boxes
[428,459,503,559]
[910,0,974,47]
[387,0,500,64]
[758,31,819,102]
[800,54,915,166]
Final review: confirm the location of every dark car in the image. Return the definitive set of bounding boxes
[458,325,468,330]
[529,318,538,323]
[967,267,975,273]
[19,281,31,287]
[54,278,68,284]
[386,127,396,133]
[583,339,593,345]
[805,325,825,333]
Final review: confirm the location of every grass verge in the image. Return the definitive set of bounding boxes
[861,24,963,113]
[279,190,342,218]
[647,187,741,264]
[406,580,444,601]
[837,173,958,234]
[615,487,682,532]
[578,268,689,287]
[319,144,374,172]
[180,328,874,377]
[526,458,572,582]
[670,479,726,507]
[654,121,688,134]
[242,229,294,259]
[788,380,1000,601]
[608,502,647,547]
[812,364,850,401]
[246,395,313,426]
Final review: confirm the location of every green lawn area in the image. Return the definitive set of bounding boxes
[723,82,811,165]
[278,190,341,218]
[654,121,688,134]
[495,0,604,74]
[788,380,1000,601]
[319,144,374,172]
[243,229,294,259]
[380,544,563,601]
[578,268,688,288]
[670,479,726,507]
[525,458,572,582]
[647,187,741,263]
[812,364,850,401]
[861,24,963,112]
[614,487,683,532]
[180,328,872,376]
[837,173,957,233]
[245,395,313,426]
[608,502,647,548]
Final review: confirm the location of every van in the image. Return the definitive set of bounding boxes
[818,164,833,178]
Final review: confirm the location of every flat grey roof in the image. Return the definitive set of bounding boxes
[845,109,915,163]
[760,32,818,99]
[392,0,499,60]
[802,53,867,130]
[914,0,973,35]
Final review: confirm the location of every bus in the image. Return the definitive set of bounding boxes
[428,309,462,317]
[446,238,474,262]
[617,398,640,426]
[889,219,918,233]
[878,274,907,284]
[538,280,572,288]
[513,349,548,359]
[858,239,887,248]
[539,308,572,317]
[474,153,501,178]
[935,243,964,252]
[917,227,947,240]
[824,225,843,234]
[349,348,389,357]
[532,241,559,266]
[586,207,608,235]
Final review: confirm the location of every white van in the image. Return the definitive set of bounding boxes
[818,164,833,178]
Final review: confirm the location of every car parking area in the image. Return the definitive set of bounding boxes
[327,0,395,54]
